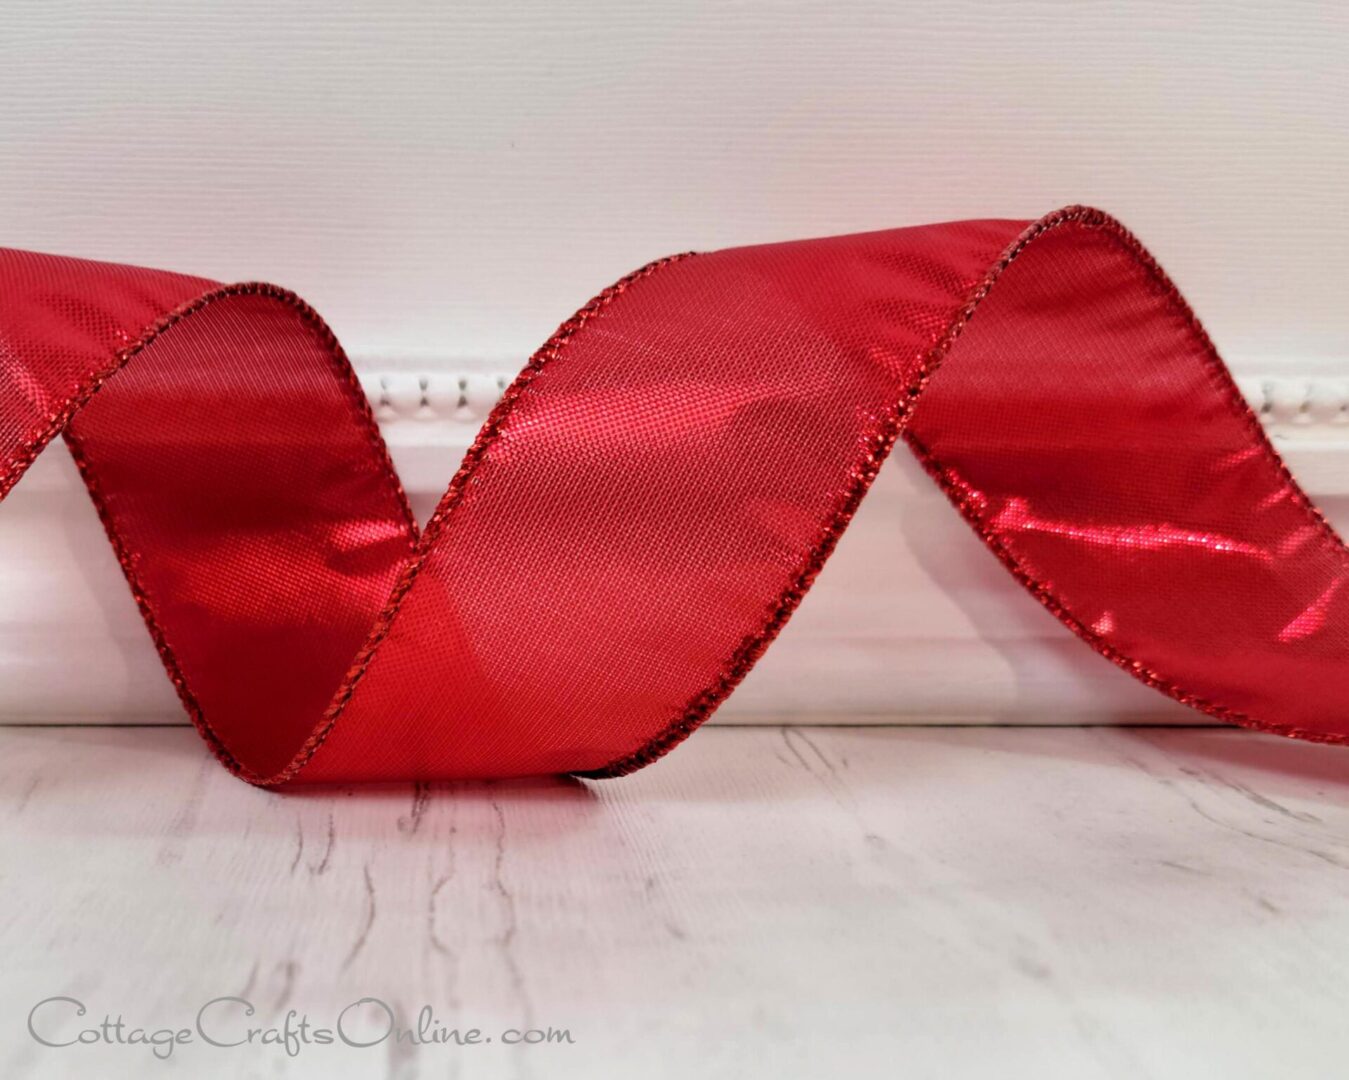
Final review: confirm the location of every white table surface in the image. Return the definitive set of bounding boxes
[3,722,1348,1079]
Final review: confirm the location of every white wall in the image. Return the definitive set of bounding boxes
[2,0,1346,367]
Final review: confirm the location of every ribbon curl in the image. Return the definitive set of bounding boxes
[2,206,1346,785]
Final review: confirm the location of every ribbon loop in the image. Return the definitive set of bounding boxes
[1,207,1344,785]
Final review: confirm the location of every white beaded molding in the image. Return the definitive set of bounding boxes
[357,370,514,424]
[4,363,1348,725]
[353,366,1349,501]
[358,368,1349,430]
[1234,375,1349,427]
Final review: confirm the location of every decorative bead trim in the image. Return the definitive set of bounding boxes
[1235,375,1349,427]
[357,370,513,423]
[355,365,1349,430]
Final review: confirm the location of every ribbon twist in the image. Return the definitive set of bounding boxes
[2,207,1345,784]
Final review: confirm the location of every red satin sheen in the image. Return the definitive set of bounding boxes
[1,206,1345,785]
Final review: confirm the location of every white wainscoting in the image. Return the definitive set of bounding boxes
[2,359,1345,726]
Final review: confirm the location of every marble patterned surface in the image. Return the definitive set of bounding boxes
[3,723,1348,1078]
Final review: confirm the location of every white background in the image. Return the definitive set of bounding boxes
[1,0,1346,366]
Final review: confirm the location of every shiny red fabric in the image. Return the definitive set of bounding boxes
[1,206,1345,785]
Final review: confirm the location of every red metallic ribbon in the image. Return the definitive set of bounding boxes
[1,206,1345,785]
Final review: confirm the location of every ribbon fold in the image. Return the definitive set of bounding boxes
[1,206,1346,785]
